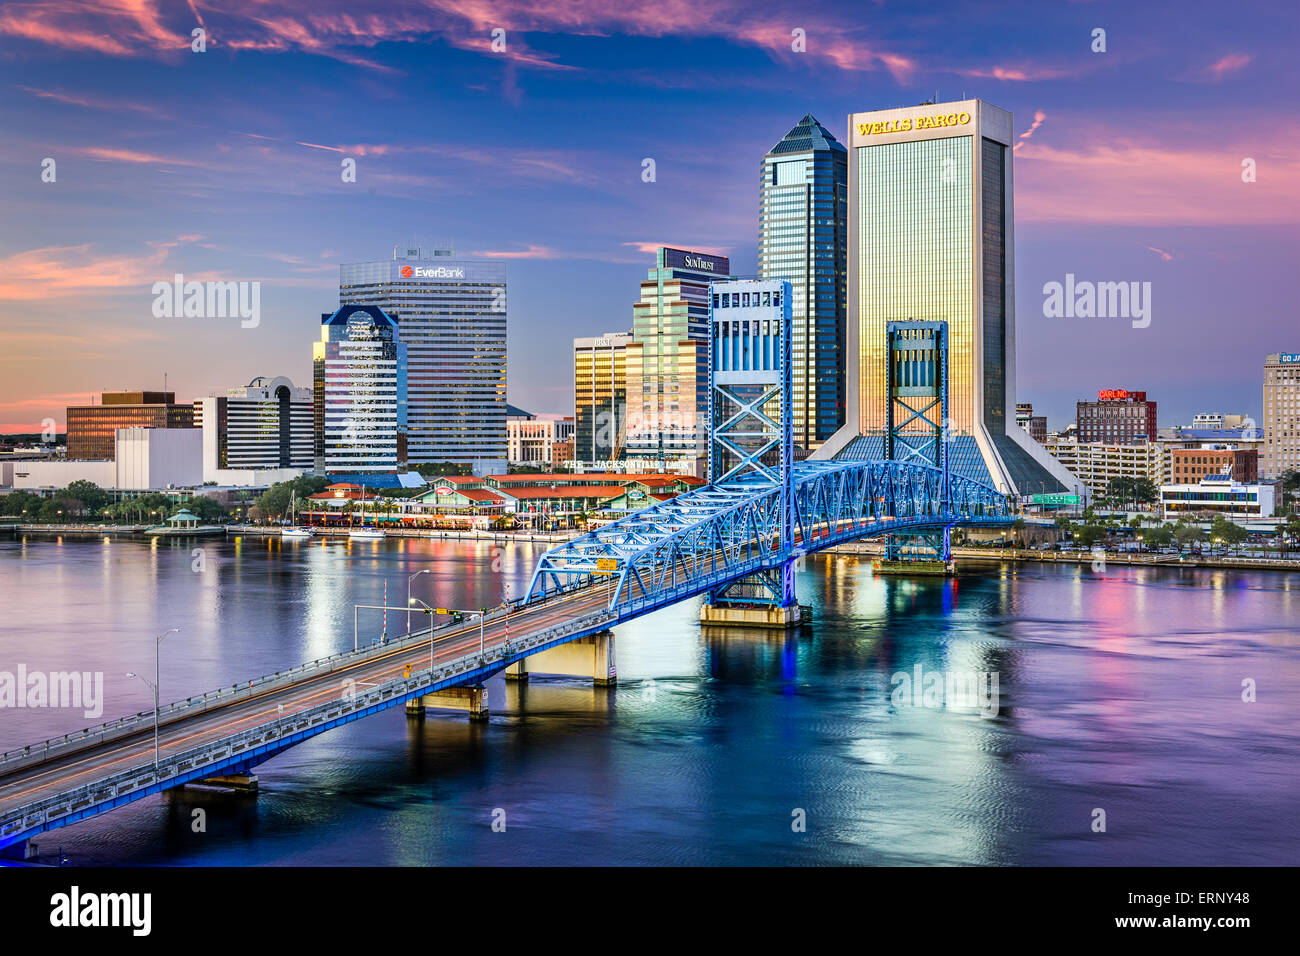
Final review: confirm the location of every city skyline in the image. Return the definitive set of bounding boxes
[1,0,1296,434]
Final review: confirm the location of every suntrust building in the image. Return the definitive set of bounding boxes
[815,99,1081,499]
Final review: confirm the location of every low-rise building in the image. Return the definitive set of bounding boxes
[65,391,194,460]
[506,409,575,467]
[1041,439,1167,500]
[1160,475,1277,521]
[1170,447,1258,485]
[12,428,202,491]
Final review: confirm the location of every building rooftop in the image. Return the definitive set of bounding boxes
[768,114,846,156]
[495,485,627,500]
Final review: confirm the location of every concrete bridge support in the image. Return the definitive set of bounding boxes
[504,631,616,686]
[699,559,809,629]
[0,838,38,861]
[198,773,259,791]
[406,684,490,721]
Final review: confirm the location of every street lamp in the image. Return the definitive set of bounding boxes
[127,626,179,769]
[409,598,438,671]
[407,569,432,635]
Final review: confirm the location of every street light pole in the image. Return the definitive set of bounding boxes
[409,598,437,671]
[407,569,431,636]
[126,626,178,770]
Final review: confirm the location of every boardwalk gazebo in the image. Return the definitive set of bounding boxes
[165,509,200,530]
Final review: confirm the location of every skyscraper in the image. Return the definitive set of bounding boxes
[193,376,313,473]
[313,304,407,480]
[625,247,730,475]
[759,115,847,452]
[573,331,633,466]
[339,245,507,475]
[816,99,1082,498]
[1263,352,1300,478]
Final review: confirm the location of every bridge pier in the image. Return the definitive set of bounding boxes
[699,601,810,628]
[0,838,38,862]
[505,631,616,686]
[700,560,809,629]
[197,773,259,791]
[407,684,490,721]
[876,524,956,575]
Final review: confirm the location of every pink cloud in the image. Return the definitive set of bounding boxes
[959,64,1078,82]
[621,241,730,256]
[1013,110,1047,152]
[1143,245,1175,261]
[467,244,561,259]
[1015,116,1300,225]
[75,146,204,166]
[0,0,919,83]
[16,86,165,116]
[1204,53,1252,81]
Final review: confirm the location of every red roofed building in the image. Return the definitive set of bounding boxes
[308,482,378,503]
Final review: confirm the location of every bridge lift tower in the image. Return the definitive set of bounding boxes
[881,320,955,571]
[699,278,807,628]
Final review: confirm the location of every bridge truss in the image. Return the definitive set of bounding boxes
[525,458,1012,616]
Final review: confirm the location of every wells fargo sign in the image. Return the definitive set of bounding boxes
[857,112,971,137]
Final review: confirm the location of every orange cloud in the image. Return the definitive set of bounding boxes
[0,238,202,300]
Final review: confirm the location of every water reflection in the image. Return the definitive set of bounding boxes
[0,534,1297,865]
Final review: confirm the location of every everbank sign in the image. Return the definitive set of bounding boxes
[400,264,465,279]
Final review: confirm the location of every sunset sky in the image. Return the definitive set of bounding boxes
[1,0,1296,433]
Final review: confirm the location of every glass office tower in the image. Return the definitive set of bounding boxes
[313,304,407,480]
[819,99,1081,498]
[625,247,729,475]
[759,114,847,452]
[339,245,506,475]
[573,332,632,465]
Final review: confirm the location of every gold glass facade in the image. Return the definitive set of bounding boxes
[574,334,630,463]
[856,135,974,434]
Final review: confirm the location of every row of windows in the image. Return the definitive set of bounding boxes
[712,290,783,309]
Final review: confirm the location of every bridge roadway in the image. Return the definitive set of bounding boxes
[0,575,622,832]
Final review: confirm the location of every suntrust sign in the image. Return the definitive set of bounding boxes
[399,265,465,279]
[857,111,971,137]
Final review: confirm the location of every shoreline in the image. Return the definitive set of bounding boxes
[825,540,1300,572]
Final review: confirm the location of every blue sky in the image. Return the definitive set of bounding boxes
[1,0,1296,432]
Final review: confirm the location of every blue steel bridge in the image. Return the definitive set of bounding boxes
[0,283,1013,855]
[0,457,1010,854]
